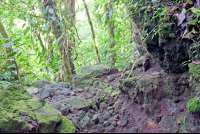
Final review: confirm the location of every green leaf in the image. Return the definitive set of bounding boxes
[48,8,54,14]
[1,39,5,44]
[19,58,27,62]
[1,42,13,48]
[29,19,36,24]
[189,19,198,24]
[43,26,49,32]
[133,2,138,8]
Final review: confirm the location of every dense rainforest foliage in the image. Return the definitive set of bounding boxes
[0,0,136,85]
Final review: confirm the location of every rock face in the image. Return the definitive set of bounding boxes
[72,63,118,89]
[0,84,75,133]
[127,0,191,73]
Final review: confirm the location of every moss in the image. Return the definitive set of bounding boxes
[186,97,200,112]
[111,91,120,98]
[99,83,109,89]
[59,117,75,133]
[104,86,113,95]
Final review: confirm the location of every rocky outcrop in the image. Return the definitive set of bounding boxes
[0,84,75,133]
[127,0,193,73]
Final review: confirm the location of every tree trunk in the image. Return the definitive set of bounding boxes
[0,19,19,81]
[106,0,116,66]
[83,0,101,63]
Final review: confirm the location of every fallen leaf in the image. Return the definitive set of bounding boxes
[176,119,181,125]
[192,60,200,65]
[125,71,129,74]
[114,94,119,100]
[175,13,186,26]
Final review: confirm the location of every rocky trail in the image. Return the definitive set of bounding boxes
[27,62,197,133]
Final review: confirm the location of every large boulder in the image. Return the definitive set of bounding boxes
[72,63,118,89]
[0,84,75,133]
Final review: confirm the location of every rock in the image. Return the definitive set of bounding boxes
[120,117,128,127]
[86,110,94,118]
[0,84,75,133]
[57,89,73,96]
[98,116,105,124]
[103,121,111,127]
[109,109,114,115]
[163,99,178,116]
[63,96,89,110]
[57,95,66,101]
[114,99,123,110]
[50,102,61,109]
[53,82,71,89]
[91,114,99,124]
[88,129,97,133]
[80,116,94,129]
[72,117,81,130]
[155,114,162,123]
[34,80,53,88]
[25,87,39,94]
[108,75,116,82]
[107,125,115,132]
[77,110,87,119]
[41,88,55,99]
[130,127,138,133]
[72,64,118,89]
[103,111,111,120]
[111,121,117,127]
[109,114,119,121]
[100,102,108,109]
[60,105,69,116]
[96,124,105,133]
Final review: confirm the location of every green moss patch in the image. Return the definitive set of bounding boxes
[104,86,113,95]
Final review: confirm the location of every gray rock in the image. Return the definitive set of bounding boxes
[50,102,60,109]
[120,117,128,127]
[34,80,53,88]
[103,121,111,127]
[109,109,114,115]
[100,102,108,109]
[163,99,178,116]
[57,95,66,101]
[109,114,119,121]
[108,75,116,82]
[41,88,55,99]
[86,111,94,118]
[98,116,105,124]
[130,127,138,133]
[96,124,105,133]
[57,90,72,96]
[53,82,71,89]
[107,125,115,132]
[63,96,89,110]
[77,110,87,119]
[60,105,69,116]
[80,116,94,128]
[114,99,123,110]
[91,114,99,124]
[103,111,111,120]
[88,129,97,133]
[111,121,117,127]
[72,117,81,130]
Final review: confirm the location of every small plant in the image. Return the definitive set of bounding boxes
[186,97,200,112]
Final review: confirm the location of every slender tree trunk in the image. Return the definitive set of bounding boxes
[0,19,19,81]
[106,0,116,66]
[83,0,101,63]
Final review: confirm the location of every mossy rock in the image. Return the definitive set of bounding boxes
[0,84,75,133]
[59,116,75,133]
[72,64,118,89]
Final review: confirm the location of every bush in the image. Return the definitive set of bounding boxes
[186,97,200,112]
